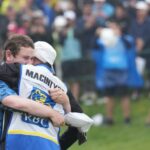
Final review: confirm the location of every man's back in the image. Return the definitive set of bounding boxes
[3,64,67,150]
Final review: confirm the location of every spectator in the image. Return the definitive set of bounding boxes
[29,10,53,43]
[110,3,130,34]
[129,1,150,53]
[35,0,55,27]
[146,0,150,16]
[129,1,150,92]
[52,15,67,78]
[76,2,97,58]
[92,0,114,26]
[60,10,82,100]
[92,21,143,125]
[121,0,137,19]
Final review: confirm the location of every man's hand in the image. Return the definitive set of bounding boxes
[48,88,71,113]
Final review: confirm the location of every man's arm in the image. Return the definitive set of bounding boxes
[2,95,65,127]
[0,80,65,127]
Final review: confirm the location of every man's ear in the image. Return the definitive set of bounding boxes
[5,50,14,62]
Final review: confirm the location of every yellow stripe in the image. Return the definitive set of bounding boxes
[8,130,58,144]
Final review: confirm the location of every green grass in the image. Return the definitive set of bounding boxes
[69,97,150,150]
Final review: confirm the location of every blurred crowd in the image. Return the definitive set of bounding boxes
[0,0,150,105]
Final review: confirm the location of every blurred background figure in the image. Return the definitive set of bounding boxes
[146,0,150,17]
[35,0,55,27]
[59,10,82,101]
[75,2,97,104]
[129,1,150,53]
[52,15,67,78]
[29,10,52,43]
[92,21,143,125]
[110,2,130,34]
[121,0,137,19]
[76,2,97,58]
[129,1,150,94]
[92,0,114,26]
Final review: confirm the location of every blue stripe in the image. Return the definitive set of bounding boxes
[6,134,60,150]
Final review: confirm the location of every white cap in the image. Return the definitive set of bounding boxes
[32,10,44,18]
[64,10,76,20]
[58,1,70,11]
[34,41,56,66]
[53,15,67,28]
[135,1,148,10]
[94,0,105,2]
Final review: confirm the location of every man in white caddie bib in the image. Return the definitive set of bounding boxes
[0,41,68,150]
